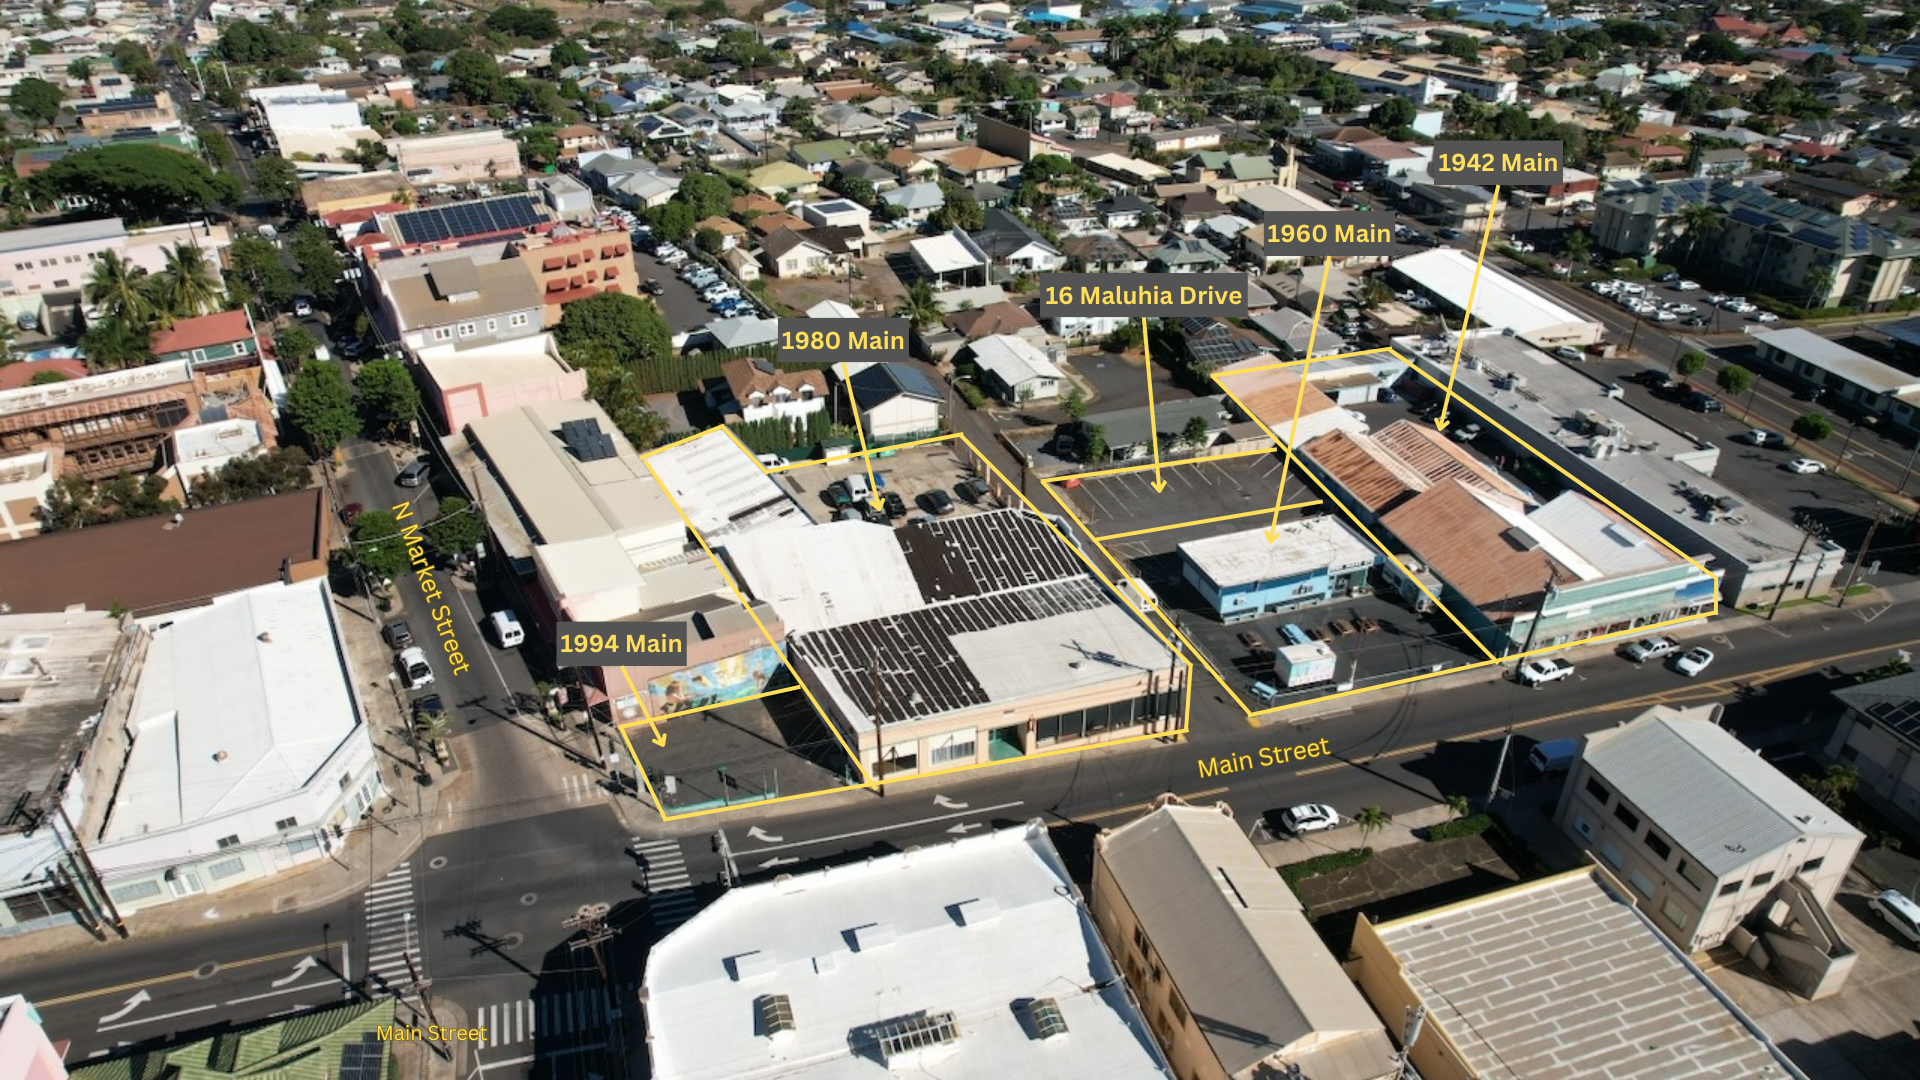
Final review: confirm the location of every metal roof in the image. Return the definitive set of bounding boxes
[1100,806,1397,1079]
[1581,705,1863,878]
[1832,671,1920,752]
[1179,518,1379,589]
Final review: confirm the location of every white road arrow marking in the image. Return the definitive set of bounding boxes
[747,826,783,843]
[98,990,150,1025]
[759,856,799,869]
[933,795,969,810]
[272,956,318,988]
[946,823,982,835]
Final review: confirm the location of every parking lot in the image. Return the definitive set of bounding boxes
[1050,453,1489,712]
[768,440,992,523]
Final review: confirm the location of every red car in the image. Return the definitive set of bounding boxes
[342,502,364,526]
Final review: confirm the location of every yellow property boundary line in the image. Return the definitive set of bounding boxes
[618,426,1194,822]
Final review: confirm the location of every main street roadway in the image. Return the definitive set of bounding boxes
[15,574,1913,1072]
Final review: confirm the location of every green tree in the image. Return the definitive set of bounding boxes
[424,496,486,562]
[289,224,345,302]
[226,234,297,310]
[931,182,983,231]
[253,154,301,206]
[28,369,68,385]
[1804,264,1836,308]
[553,292,672,366]
[649,199,695,241]
[1801,763,1858,812]
[1082,423,1108,463]
[1676,202,1725,268]
[9,77,64,126]
[34,144,239,221]
[1563,228,1591,265]
[412,705,452,748]
[1367,95,1416,133]
[695,225,725,255]
[1357,276,1393,310]
[1674,350,1707,379]
[1716,363,1754,399]
[895,277,941,331]
[1791,412,1833,446]
[1061,385,1087,421]
[84,250,153,325]
[347,508,411,582]
[1181,415,1210,447]
[80,318,153,370]
[354,356,420,438]
[1354,805,1392,844]
[189,446,313,506]
[485,4,561,40]
[284,360,359,453]
[448,49,507,104]
[275,325,318,366]
[1445,793,1471,820]
[550,39,590,68]
[66,58,93,82]
[678,173,733,221]
[37,471,180,530]
[149,242,224,322]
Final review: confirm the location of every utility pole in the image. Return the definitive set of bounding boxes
[1394,1005,1428,1080]
[712,829,740,888]
[563,902,617,984]
[56,803,125,939]
[1766,521,1824,621]
[1485,729,1513,806]
[1836,511,1883,609]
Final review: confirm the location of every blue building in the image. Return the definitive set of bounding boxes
[1178,518,1379,623]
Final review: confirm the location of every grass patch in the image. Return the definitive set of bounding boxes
[1279,847,1373,887]
[1425,813,1495,841]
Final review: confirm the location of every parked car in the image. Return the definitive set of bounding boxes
[1675,279,1700,291]
[1687,394,1724,413]
[1654,271,1679,283]
[383,619,413,650]
[1517,658,1575,687]
[1238,630,1271,656]
[1436,227,1463,240]
[755,453,789,468]
[1508,239,1536,253]
[1753,312,1780,323]
[1554,346,1584,363]
[1279,803,1339,834]
[1451,422,1482,441]
[1620,636,1680,663]
[293,297,314,317]
[1741,429,1785,447]
[396,459,432,487]
[881,491,907,518]
[488,609,524,648]
[642,278,665,295]
[342,502,364,527]
[1869,890,1920,948]
[1670,647,1715,677]
[919,489,955,515]
[397,646,435,689]
[1785,458,1825,474]
[956,476,990,504]
[1528,738,1579,775]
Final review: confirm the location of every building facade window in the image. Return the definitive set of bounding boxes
[1661,897,1688,928]
[1719,880,1741,897]
[1584,776,1609,804]
[1629,867,1657,898]
[276,816,298,830]
[1751,871,1774,888]
[1644,832,1672,861]
[1612,803,1640,832]
[1678,859,1708,891]
[216,834,241,849]
[928,736,975,767]
[1800,856,1824,876]
[208,857,246,880]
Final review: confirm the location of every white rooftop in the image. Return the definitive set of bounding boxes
[1393,247,1599,341]
[644,428,811,539]
[968,334,1061,386]
[464,400,685,549]
[1178,518,1378,588]
[102,579,364,842]
[1235,184,1335,214]
[721,521,918,633]
[1529,490,1681,577]
[1752,327,1920,396]
[642,822,1172,1080]
[1373,869,1808,1080]
[804,299,861,319]
[911,232,987,274]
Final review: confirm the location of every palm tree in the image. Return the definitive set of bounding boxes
[84,250,152,326]
[896,277,941,331]
[1354,805,1392,845]
[412,708,452,749]
[79,317,153,371]
[1357,277,1393,311]
[1803,264,1836,309]
[1801,763,1857,812]
[1563,228,1591,266]
[1444,793,1471,821]
[1676,202,1725,269]
[149,243,224,323]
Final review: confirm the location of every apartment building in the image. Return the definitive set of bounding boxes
[1398,55,1520,104]
[509,225,639,326]
[76,92,181,137]
[373,255,544,354]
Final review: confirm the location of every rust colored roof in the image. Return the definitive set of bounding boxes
[149,310,254,356]
[1382,481,1569,620]
[721,356,827,401]
[0,358,89,389]
[1301,428,1427,515]
[1372,420,1528,504]
[1216,368,1339,427]
[751,212,812,236]
[0,487,328,616]
[944,301,1039,338]
[942,147,1019,174]
[731,194,784,216]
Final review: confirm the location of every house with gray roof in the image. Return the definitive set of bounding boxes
[1094,802,1397,1080]
[1554,704,1864,958]
[1828,670,1920,834]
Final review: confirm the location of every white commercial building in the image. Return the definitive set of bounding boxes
[641,821,1175,1080]
[1390,248,1603,347]
[247,84,383,159]
[76,579,383,912]
[1751,327,1920,435]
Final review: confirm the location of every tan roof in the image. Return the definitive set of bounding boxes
[751,212,812,237]
[300,172,413,214]
[1217,368,1340,425]
[943,301,1038,338]
[943,146,1019,174]
[1381,480,1570,619]
[884,148,933,172]
[385,258,542,331]
[695,216,747,236]
[721,356,827,401]
[730,193,784,217]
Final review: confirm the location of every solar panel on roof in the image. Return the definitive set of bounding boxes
[338,1036,382,1080]
[1797,229,1840,250]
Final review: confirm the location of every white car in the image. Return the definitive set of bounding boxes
[1753,312,1780,323]
[1869,890,1920,948]
[1652,310,1679,323]
[1675,279,1700,291]
[1704,293,1728,304]
[1665,303,1696,315]
[1508,240,1536,253]
[1741,429,1784,447]
[1279,803,1340,834]
[1786,458,1825,474]
[1669,647,1715,677]
[1517,658,1575,686]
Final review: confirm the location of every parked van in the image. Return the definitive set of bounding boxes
[489,609,524,648]
[1870,890,1920,948]
[844,473,872,502]
[1528,737,1579,775]
[398,647,435,689]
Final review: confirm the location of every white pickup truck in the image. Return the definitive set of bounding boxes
[1621,636,1681,664]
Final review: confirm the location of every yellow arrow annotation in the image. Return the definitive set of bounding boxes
[620,667,667,746]
[1269,256,1333,543]
[1436,183,1504,432]
[841,361,885,511]
[1144,318,1168,493]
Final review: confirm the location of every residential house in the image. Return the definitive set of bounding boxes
[939,146,1022,184]
[147,310,259,366]
[789,137,858,176]
[909,229,990,285]
[880,181,944,223]
[968,208,1064,274]
[944,301,1043,342]
[1827,671,1920,832]
[1092,802,1398,1080]
[800,198,872,235]
[967,333,1063,402]
[1150,236,1231,274]
[744,160,820,197]
[843,362,943,440]
[762,227,845,277]
[1555,704,1863,959]
[709,357,827,422]
[1096,193,1153,230]
[374,256,544,354]
[76,93,180,137]
[893,109,963,147]
[1063,233,1148,273]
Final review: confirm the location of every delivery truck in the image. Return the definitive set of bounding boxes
[1275,641,1337,687]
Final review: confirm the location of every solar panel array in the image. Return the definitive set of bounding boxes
[1866,699,1920,745]
[392,196,543,246]
[338,1036,382,1080]
[559,417,617,462]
